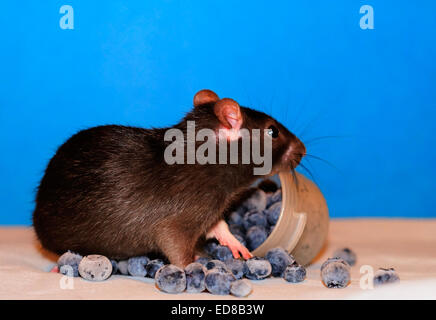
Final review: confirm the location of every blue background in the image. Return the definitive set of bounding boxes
[1,1,435,225]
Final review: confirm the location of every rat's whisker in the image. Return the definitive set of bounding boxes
[290,165,299,189]
[303,135,350,146]
[304,154,342,174]
[298,162,319,186]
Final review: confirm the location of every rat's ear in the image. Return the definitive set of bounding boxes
[214,98,243,130]
[193,89,219,107]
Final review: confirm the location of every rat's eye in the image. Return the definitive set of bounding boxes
[267,125,279,138]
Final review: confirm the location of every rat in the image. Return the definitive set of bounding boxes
[32,89,306,267]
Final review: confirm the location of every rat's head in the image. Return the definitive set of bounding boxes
[181,89,306,176]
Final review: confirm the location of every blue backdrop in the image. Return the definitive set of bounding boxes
[1,1,435,225]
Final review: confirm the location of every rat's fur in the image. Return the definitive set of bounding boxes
[33,94,304,266]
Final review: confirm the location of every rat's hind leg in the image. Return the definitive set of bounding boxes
[157,231,196,267]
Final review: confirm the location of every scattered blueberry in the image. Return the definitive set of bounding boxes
[265,247,295,277]
[146,259,165,278]
[195,256,211,266]
[227,211,243,226]
[110,260,118,275]
[204,239,219,256]
[243,189,267,212]
[229,224,246,238]
[205,259,230,273]
[225,259,247,280]
[333,248,357,266]
[265,202,281,226]
[284,262,306,283]
[373,268,400,287]
[213,245,233,262]
[57,251,83,277]
[267,189,282,207]
[78,255,113,281]
[117,260,129,275]
[230,279,253,297]
[245,257,272,280]
[321,257,349,271]
[243,210,268,230]
[185,262,207,293]
[155,264,186,294]
[127,256,149,277]
[321,258,351,288]
[246,226,268,251]
[205,268,236,295]
[235,204,247,216]
[266,225,274,236]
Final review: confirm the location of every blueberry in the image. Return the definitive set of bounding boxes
[78,255,113,281]
[204,239,219,256]
[185,262,207,293]
[267,189,282,208]
[243,210,268,230]
[284,262,306,283]
[267,189,282,207]
[205,259,230,273]
[225,259,247,280]
[321,257,349,271]
[146,259,165,278]
[155,264,186,294]
[227,211,243,226]
[195,256,211,266]
[321,258,351,288]
[205,268,236,295]
[230,279,253,297]
[246,226,268,251]
[127,256,149,277]
[265,247,295,277]
[243,189,267,212]
[257,179,278,193]
[229,224,246,238]
[265,201,282,226]
[110,260,118,275]
[245,257,272,280]
[234,234,247,247]
[235,203,248,216]
[373,268,400,287]
[213,245,233,262]
[117,260,129,275]
[333,247,357,266]
[57,251,83,277]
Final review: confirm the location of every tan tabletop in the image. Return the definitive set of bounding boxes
[0,219,435,300]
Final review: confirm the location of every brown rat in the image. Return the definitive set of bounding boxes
[32,89,305,267]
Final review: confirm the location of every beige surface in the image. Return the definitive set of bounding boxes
[1,219,436,300]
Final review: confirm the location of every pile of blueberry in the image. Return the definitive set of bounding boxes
[56,246,305,297]
[56,247,399,295]
[225,183,282,252]
[191,246,306,296]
